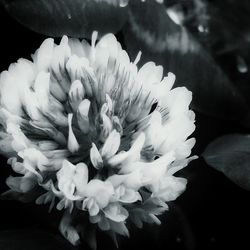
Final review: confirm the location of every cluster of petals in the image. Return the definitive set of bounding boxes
[0,31,196,245]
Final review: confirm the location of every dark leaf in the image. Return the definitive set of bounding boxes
[165,1,250,127]
[0,228,75,250]
[203,134,250,191]
[124,0,248,121]
[180,0,250,55]
[0,0,128,38]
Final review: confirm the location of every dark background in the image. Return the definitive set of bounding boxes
[0,3,249,250]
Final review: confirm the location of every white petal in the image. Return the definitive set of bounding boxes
[122,170,147,190]
[107,174,127,188]
[35,38,54,71]
[38,140,59,151]
[99,112,113,142]
[34,71,50,111]
[85,180,114,208]
[67,114,80,153]
[77,99,90,134]
[66,55,91,81]
[154,72,176,104]
[153,176,187,202]
[90,143,103,169]
[68,38,87,57]
[167,155,197,176]
[109,221,130,237]
[133,51,142,65]
[57,160,76,199]
[59,212,80,246]
[141,152,175,185]
[149,214,161,225]
[119,188,141,203]
[0,132,15,157]
[96,33,119,62]
[6,175,36,193]
[0,108,22,127]
[19,148,49,171]
[73,162,89,194]
[0,74,21,117]
[49,79,67,102]
[174,137,196,160]
[0,71,22,115]
[108,132,145,169]
[8,162,24,181]
[8,58,35,86]
[21,88,41,120]
[103,203,129,222]
[6,123,30,151]
[88,200,100,216]
[97,33,118,50]
[81,39,91,58]
[137,62,163,91]
[101,130,121,159]
[98,216,110,231]
[162,72,176,91]
[161,115,195,153]
[51,36,71,76]
[69,80,85,110]
[143,110,164,152]
[78,99,90,117]
[165,87,193,117]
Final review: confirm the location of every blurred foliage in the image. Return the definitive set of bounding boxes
[164,0,250,125]
[124,0,248,122]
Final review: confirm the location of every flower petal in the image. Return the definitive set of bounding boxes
[101,130,121,159]
[77,99,90,134]
[6,176,36,193]
[73,162,89,195]
[85,180,114,208]
[108,132,145,169]
[90,143,103,169]
[103,203,129,222]
[34,38,54,71]
[67,113,80,153]
[68,80,85,111]
[59,211,80,246]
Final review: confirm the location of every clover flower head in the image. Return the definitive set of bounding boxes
[0,31,196,246]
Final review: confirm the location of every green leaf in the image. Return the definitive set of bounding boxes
[1,0,128,38]
[0,228,75,250]
[124,0,248,121]
[203,134,250,191]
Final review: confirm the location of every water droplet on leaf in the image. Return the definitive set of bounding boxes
[119,0,129,7]
[198,24,209,33]
[176,236,182,243]
[237,55,248,73]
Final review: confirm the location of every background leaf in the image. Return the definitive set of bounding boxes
[124,0,248,122]
[0,0,128,38]
[203,134,250,191]
[165,0,250,126]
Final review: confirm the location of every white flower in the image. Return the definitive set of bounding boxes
[0,32,196,246]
